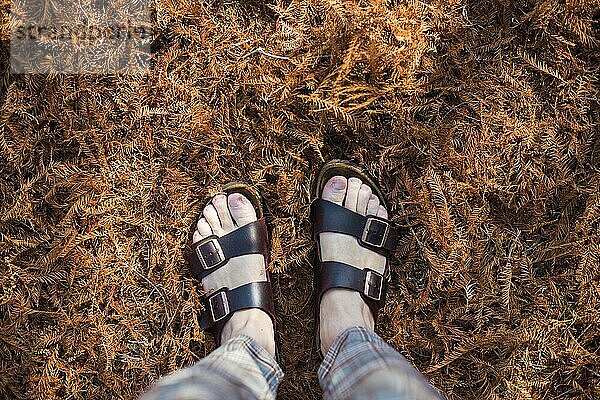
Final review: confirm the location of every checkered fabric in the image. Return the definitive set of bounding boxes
[140,327,443,400]
[319,326,445,400]
[139,335,283,400]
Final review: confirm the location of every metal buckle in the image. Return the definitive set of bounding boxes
[196,237,226,270]
[208,291,230,322]
[361,218,390,248]
[364,270,384,301]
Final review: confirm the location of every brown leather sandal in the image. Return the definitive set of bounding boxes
[188,182,276,346]
[312,160,400,355]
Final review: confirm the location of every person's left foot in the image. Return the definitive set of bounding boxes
[193,193,275,356]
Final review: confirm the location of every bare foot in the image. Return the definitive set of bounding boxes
[318,176,388,354]
[192,193,275,356]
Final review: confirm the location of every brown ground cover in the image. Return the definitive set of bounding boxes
[1,0,599,399]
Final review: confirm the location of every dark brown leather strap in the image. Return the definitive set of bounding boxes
[189,219,268,280]
[312,199,398,256]
[317,261,388,320]
[199,282,276,337]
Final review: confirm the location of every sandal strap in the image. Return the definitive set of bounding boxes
[189,219,268,280]
[318,261,389,319]
[200,281,275,330]
[312,199,398,256]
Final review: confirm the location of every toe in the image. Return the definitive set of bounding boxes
[366,195,380,216]
[356,184,372,215]
[212,194,235,232]
[192,230,202,243]
[322,176,347,205]
[377,205,388,219]
[196,217,213,238]
[228,193,257,227]
[203,204,224,235]
[344,177,362,211]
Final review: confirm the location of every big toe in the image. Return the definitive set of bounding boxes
[228,193,257,226]
[322,176,347,205]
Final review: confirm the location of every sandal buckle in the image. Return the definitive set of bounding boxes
[362,218,390,248]
[364,270,384,301]
[196,236,226,271]
[208,291,230,323]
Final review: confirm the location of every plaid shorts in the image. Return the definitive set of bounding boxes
[141,327,443,400]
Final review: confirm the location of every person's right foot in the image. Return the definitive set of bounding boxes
[318,176,389,354]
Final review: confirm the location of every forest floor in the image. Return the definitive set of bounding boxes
[1,0,599,399]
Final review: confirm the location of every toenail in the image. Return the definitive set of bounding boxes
[230,194,246,208]
[332,178,346,190]
[213,195,226,203]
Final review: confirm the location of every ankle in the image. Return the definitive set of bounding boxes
[322,289,375,327]
[220,309,276,356]
[319,289,374,354]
